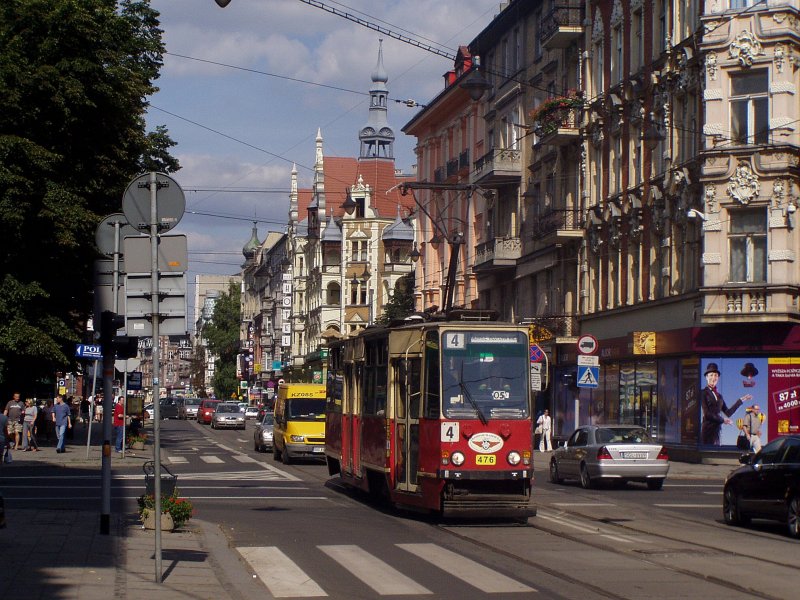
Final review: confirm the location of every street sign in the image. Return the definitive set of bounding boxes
[128,371,143,391]
[577,334,599,355]
[123,234,188,273]
[577,354,599,366]
[121,172,185,232]
[577,365,599,388]
[76,344,103,359]
[530,363,543,392]
[95,213,141,256]
[529,344,545,363]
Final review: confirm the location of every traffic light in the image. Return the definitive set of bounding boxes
[99,310,138,359]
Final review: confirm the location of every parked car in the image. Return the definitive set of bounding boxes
[211,403,246,430]
[723,434,800,538]
[244,406,259,420]
[143,403,154,420]
[238,402,248,413]
[178,397,202,420]
[549,425,669,490]
[197,399,221,425]
[253,413,275,452]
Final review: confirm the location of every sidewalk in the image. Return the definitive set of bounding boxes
[0,422,263,600]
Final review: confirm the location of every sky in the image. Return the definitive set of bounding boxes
[145,0,496,319]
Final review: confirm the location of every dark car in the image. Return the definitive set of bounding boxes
[197,399,221,425]
[158,397,180,420]
[550,425,669,490]
[723,434,800,538]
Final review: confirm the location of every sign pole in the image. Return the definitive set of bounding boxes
[149,172,164,583]
[86,361,97,459]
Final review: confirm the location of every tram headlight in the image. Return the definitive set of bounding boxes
[507,451,522,466]
[450,452,465,466]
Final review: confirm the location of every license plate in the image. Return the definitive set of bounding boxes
[476,455,496,465]
[623,452,647,459]
[313,446,324,453]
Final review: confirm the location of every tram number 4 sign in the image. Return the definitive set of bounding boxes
[441,422,459,442]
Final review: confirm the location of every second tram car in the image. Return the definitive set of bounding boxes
[325,313,536,518]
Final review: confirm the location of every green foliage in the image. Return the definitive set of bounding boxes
[376,274,415,325]
[202,282,241,399]
[0,0,178,392]
[138,490,194,527]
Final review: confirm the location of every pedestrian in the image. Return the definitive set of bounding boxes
[742,405,764,453]
[0,410,9,465]
[52,395,72,453]
[66,396,77,439]
[537,409,553,452]
[80,396,90,425]
[42,400,54,442]
[3,392,25,450]
[21,399,40,452]
[113,396,125,453]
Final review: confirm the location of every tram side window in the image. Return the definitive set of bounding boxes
[423,331,440,419]
[326,347,343,413]
[363,339,388,416]
[394,358,421,419]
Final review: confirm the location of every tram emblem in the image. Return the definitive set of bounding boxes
[468,432,504,454]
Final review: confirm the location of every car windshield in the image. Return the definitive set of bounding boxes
[595,427,653,444]
[216,404,240,414]
[260,413,274,426]
[184,398,201,406]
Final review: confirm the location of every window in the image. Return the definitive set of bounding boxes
[611,24,623,84]
[423,331,440,419]
[731,70,768,145]
[593,40,604,94]
[731,0,754,8]
[729,210,767,283]
[632,10,643,73]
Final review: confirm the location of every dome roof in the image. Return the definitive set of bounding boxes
[242,222,260,258]
[382,207,414,242]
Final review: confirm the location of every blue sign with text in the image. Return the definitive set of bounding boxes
[75,344,102,359]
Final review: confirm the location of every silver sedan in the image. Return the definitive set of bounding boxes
[549,425,669,490]
[211,403,246,430]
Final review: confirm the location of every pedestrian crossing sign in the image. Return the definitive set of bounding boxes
[577,365,599,388]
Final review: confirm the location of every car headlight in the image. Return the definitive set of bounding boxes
[450,451,465,466]
[262,431,273,441]
[507,451,522,465]
[290,434,305,442]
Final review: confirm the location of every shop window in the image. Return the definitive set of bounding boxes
[729,210,767,283]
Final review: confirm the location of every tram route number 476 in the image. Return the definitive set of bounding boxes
[442,422,460,442]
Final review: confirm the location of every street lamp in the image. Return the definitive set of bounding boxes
[215,0,232,6]
[460,56,492,101]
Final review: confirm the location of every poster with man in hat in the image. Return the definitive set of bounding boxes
[700,360,754,446]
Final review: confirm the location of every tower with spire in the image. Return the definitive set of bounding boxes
[359,39,395,160]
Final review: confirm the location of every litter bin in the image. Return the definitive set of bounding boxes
[143,460,177,498]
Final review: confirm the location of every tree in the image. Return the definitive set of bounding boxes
[0,0,179,394]
[376,274,416,325]
[202,282,241,400]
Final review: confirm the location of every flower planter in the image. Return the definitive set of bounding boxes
[131,441,145,450]
[141,511,174,531]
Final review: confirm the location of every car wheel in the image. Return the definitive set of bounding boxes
[646,479,664,491]
[281,446,291,465]
[549,459,563,484]
[273,444,280,461]
[723,486,748,525]
[579,463,593,489]
[788,496,800,539]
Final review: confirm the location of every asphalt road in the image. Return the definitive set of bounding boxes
[4,419,800,599]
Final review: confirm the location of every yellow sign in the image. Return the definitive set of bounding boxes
[59,386,67,395]
[254,363,262,373]
[528,324,554,345]
[632,331,656,355]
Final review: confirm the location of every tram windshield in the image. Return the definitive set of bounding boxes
[440,330,530,420]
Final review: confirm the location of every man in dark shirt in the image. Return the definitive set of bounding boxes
[52,395,72,453]
[3,392,24,449]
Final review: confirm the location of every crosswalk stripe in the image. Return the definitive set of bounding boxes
[167,456,187,464]
[397,543,535,593]
[238,546,327,598]
[320,545,432,596]
[200,455,224,464]
[232,454,258,463]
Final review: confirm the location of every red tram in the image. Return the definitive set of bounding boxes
[325,312,536,518]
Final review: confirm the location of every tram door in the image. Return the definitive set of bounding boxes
[393,357,421,492]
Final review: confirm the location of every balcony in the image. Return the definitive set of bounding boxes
[532,209,583,243]
[531,98,582,147]
[540,3,585,50]
[472,148,522,186]
[434,166,446,183]
[459,149,470,172]
[446,158,459,180]
[700,284,800,324]
[474,236,521,272]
